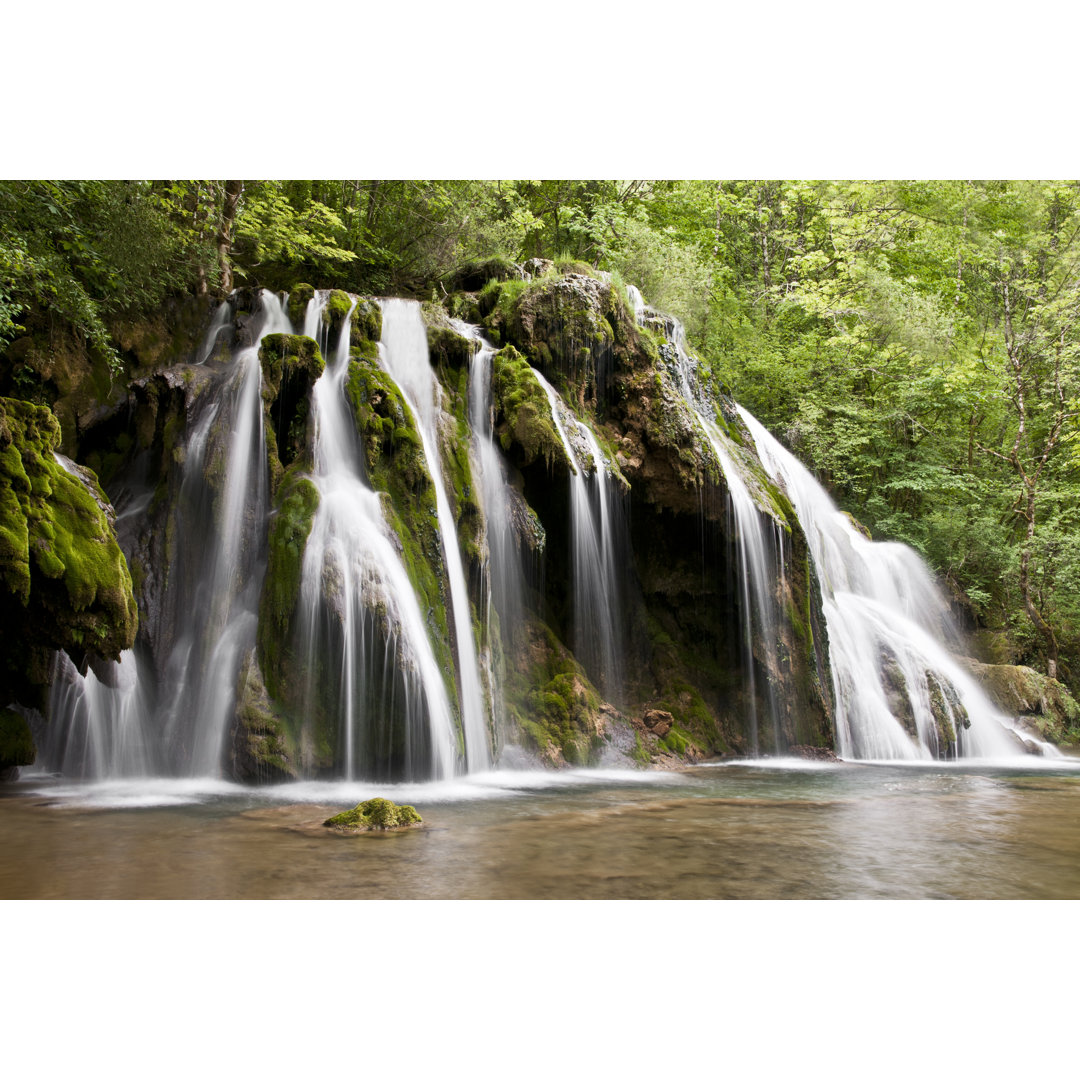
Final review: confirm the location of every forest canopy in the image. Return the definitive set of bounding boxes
[1,178,1078,688]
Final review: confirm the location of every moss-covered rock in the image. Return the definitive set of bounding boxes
[324,797,423,832]
[501,617,619,766]
[350,299,382,348]
[490,346,570,471]
[964,660,1080,745]
[257,469,320,704]
[0,397,137,705]
[258,334,324,489]
[344,355,456,698]
[423,308,477,371]
[323,290,354,334]
[259,334,324,400]
[287,283,316,327]
[482,270,637,412]
[0,707,36,772]
[230,650,297,782]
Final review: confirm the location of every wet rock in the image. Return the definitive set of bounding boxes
[787,744,838,761]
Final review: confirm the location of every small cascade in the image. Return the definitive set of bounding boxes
[41,650,156,778]
[461,323,532,743]
[737,405,1052,759]
[378,300,492,770]
[532,368,625,702]
[197,300,232,364]
[628,285,785,751]
[298,296,458,780]
[708,434,784,753]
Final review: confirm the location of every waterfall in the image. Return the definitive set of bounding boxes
[628,286,785,751]
[41,650,156,778]
[531,369,625,703]
[297,295,458,780]
[464,327,529,644]
[158,290,288,776]
[737,405,1053,759]
[378,299,492,771]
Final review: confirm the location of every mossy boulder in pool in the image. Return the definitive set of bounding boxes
[324,797,423,832]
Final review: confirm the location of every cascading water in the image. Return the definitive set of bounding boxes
[42,650,156,778]
[628,286,785,751]
[378,299,492,770]
[44,290,290,779]
[531,368,625,702]
[736,405,1054,760]
[160,290,288,775]
[459,322,534,753]
[297,295,458,780]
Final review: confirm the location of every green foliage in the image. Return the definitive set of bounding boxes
[0,181,213,373]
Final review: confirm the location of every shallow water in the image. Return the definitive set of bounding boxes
[3,761,1080,898]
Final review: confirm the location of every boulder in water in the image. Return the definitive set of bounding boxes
[323,798,423,833]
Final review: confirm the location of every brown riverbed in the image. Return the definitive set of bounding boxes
[2,762,1079,899]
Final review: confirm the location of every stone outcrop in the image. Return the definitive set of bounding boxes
[964,659,1080,746]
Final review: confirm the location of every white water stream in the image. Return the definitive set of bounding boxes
[532,368,625,701]
[378,299,492,771]
[298,295,458,780]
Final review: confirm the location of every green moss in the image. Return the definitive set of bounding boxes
[259,335,324,488]
[0,708,35,769]
[630,731,651,767]
[491,346,570,470]
[0,397,137,658]
[324,797,423,831]
[659,725,691,756]
[503,618,606,763]
[258,470,320,698]
[287,283,316,326]
[258,334,324,402]
[350,299,382,346]
[232,653,297,782]
[323,289,354,332]
[427,326,477,369]
[344,355,457,708]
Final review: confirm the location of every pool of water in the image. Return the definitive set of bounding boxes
[3,759,1080,898]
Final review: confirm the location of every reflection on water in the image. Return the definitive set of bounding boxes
[2,762,1080,898]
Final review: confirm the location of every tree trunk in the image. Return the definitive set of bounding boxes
[1019,489,1059,679]
[216,180,244,297]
